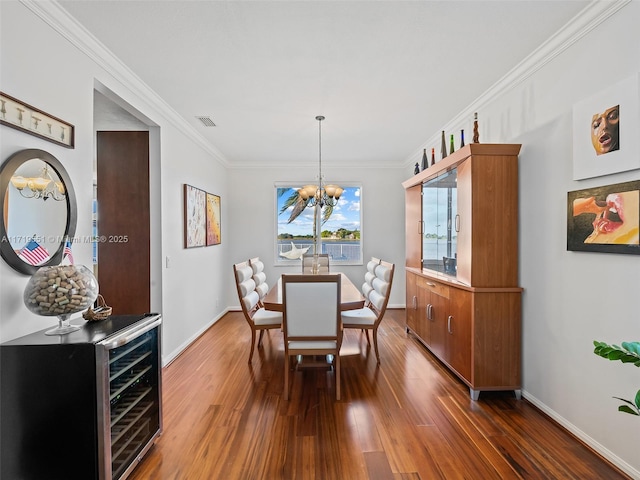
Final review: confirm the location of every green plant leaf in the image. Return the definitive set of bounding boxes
[608,350,625,360]
[593,341,640,366]
[622,342,640,355]
[618,405,640,416]
[621,354,639,363]
[594,341,640,417]
[613,396,636,405]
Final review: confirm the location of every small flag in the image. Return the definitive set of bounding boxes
[18,239,51,266]
[63,240,74,265]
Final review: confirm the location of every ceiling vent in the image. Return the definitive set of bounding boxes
[196,116,216,127]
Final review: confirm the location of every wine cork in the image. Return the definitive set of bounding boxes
[24,265,98,317]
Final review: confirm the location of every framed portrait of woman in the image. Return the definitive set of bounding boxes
[572,73,640,180]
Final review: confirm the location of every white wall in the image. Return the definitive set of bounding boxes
[0,2,229,364]
[433,3,639,476]
[226,164,407,309]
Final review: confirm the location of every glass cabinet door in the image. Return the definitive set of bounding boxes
[422,168,458,275]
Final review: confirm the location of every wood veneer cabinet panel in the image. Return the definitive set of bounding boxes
[471,292,522,389]
[457,155,519,287]
[447,287,472,382]
[405,272,417,332]
[405,185,422,268]
[423,280,448,360]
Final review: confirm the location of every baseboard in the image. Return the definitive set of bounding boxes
[162,308,229,367]
[522,390,638,479]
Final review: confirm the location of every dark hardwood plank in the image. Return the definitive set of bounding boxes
[127,309,630,480]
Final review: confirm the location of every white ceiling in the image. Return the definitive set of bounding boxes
[58,0,590,168]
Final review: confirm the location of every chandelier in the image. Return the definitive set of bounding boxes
[297,115,343,208]
[10,163,66,201]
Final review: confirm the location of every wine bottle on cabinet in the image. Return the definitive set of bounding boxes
[421,149,428,171]
[431,148,435,166]
[460,129,465,148]
[441,131,447,159]
[473,113,479,143]
[449,134,455,154]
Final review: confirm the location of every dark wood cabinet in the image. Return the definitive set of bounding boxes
[403,144,522,399]
[0,314,163,480]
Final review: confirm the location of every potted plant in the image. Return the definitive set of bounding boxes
[593,341,640,416]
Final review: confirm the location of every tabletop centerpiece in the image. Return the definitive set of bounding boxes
[23,264,99,335]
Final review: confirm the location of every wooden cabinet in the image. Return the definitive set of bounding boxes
[417,277,448,359]
[403,144,522,400]
[405,270,417,332]
[0,314,163,480]
[446,287,472,382]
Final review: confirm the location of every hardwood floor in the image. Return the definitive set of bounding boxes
[129,309,628,480]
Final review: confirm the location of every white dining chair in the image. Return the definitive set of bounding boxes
[282,273,342,400]
[301,253,330,274]
[233,260,282,363]
[341,258,394,364]
[248,257,269,305]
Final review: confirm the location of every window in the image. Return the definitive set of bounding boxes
[276,184,362,266]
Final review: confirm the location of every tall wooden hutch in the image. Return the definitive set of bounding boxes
[403,143,522,400]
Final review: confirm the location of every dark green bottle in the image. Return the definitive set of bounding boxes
[421,149,428,171]
[449,134,455,154]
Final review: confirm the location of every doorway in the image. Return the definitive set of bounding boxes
[96,131,150,314]
[93,87,162,316]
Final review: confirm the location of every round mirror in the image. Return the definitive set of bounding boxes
[0,149,77,275]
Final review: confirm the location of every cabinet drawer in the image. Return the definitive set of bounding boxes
[417,278,449,299]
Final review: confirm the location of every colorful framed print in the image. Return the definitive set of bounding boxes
[206,192,221,246]
[184,184,206,248]
[567,180,640,255]
[572,74,640,180]
[0,92,75,148]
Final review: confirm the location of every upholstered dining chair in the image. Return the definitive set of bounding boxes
[301,253,330,274]
[248,257,269,306]
[341,258,394,364]
[233,260,282,363]
[282,273,342,400]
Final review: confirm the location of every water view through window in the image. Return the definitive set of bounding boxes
[276,185,362,265]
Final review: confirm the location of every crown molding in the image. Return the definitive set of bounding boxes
[405,0,632,169]
[21,0,230,167]
[18,0,630,172]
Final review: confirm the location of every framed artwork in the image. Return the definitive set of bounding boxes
[567,180,640,255]
[206,192,221,246]
[184,184,206,248]
[572,74,640,180]
[0,92,75,148]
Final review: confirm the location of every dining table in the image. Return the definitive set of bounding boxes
[263,272,365,313]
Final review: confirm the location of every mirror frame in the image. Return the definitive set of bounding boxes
[0,149,78,275]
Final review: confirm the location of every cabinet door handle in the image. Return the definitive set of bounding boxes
[426,304,432,320]
[454,214,460,233]
[412,295,417,310]
[418,220,424,235]
[426,282,436,287]
[447,315,453,334]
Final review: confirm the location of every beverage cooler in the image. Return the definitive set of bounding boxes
[0,313,163,480]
